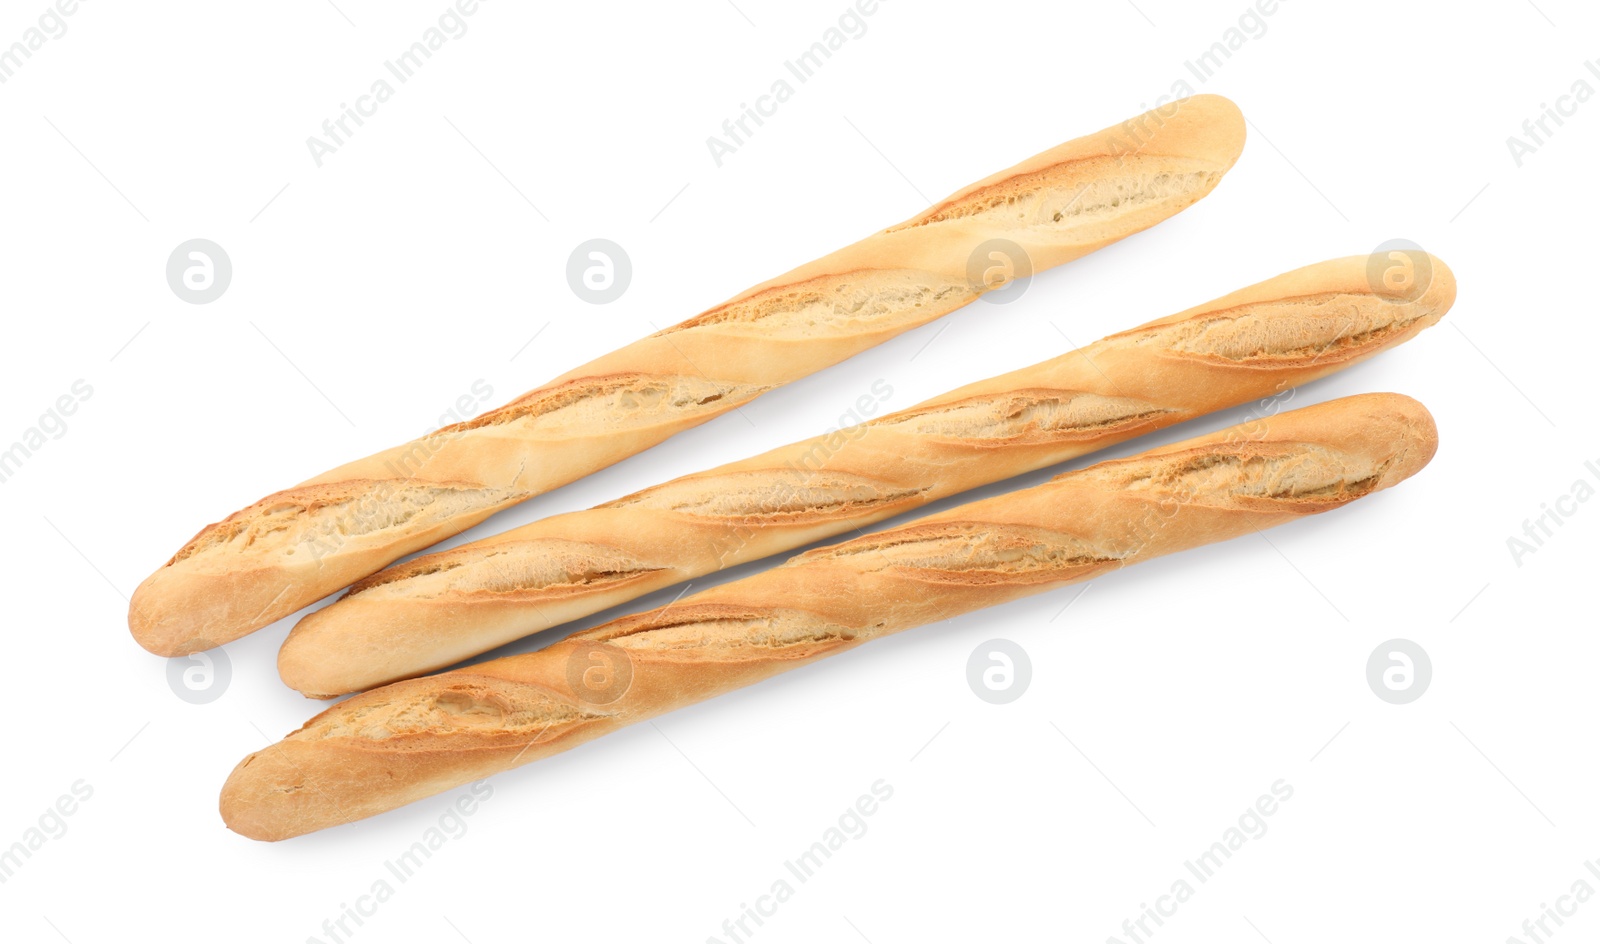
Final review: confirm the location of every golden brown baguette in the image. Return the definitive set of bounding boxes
[129,95,1247,657]
[279,254,1456,697]
[222,393,1439,840]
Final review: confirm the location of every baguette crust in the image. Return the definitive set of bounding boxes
[130,96,1247,657]
[279,254,1455,697]
[223,393,1438,840]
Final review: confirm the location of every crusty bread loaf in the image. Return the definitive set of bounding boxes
[222,393,1438,840]
[129,95,1247,657]
[278,254,1456,697]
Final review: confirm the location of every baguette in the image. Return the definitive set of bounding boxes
[279,254,1456,697]
[128,95,1247,657]
[222,393,1438,840]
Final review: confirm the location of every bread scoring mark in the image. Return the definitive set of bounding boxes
[167,481,522,566]
[340,538,670,602]
[446,373,771,436]
[603,469,927,523]
[888,156,1222,234]
[797,522,1122,585]
[1118,292,1443,366]
[289,676,602,746]
[656,269,970,340]
[591,605,858,661]
[1087,442,1388,506]
[869,389,1176,444]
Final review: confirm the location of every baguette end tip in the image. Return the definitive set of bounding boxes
[128,578,192,658]
[278,613,364,701]
[1421,252,1458,316]
[1170,93,1247,169]
[129,577,237,658]
[220,747,314,843]
[1348,392,1440,487]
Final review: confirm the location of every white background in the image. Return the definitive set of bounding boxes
[1,1,1595,941]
